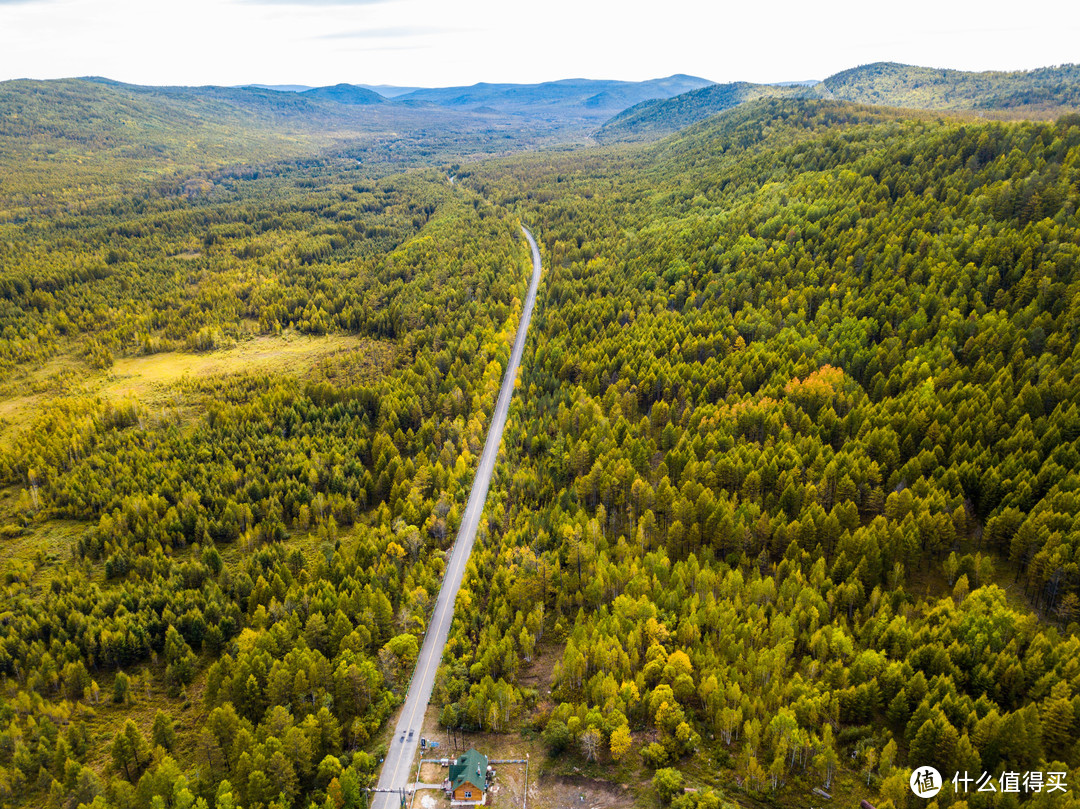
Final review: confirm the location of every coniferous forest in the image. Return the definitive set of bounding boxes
[1,67,1080,809]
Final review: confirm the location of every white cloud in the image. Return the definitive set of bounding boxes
[316,25,462,39]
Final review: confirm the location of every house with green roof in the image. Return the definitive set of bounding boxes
[447,748,488,804]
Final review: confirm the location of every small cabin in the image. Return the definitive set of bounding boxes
[447,748,488,804]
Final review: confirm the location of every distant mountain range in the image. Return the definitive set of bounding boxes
[597,62,1080,141]
[5,62,1077,185]
[245,63,1080,146]
[391,75,711,115]
[357,84,425,99]
[251,75,713,121]
[246,83,425,98]
[246,84,313,93]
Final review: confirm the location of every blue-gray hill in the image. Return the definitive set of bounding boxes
[300,84,387,105]
[395,75,712,121]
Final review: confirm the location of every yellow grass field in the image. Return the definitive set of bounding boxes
[102,332,386,401]
[0,332,394,448]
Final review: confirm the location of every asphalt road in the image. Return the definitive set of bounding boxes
[370,224,543,808]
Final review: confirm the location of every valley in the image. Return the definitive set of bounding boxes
[0,57,1079,809]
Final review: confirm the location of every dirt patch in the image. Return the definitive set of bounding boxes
[518,641,562,695]
[534,774,630,809]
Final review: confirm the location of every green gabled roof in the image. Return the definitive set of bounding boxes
[448,748,488,792]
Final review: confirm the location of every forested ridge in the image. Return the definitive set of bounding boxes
[429,100,1080,807]
[598,63,1080,144]
[2,88,1080,809]
[823,63,1080,116]
[596,82,822,143]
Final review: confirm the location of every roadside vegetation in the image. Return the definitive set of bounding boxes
[0,148,533,809]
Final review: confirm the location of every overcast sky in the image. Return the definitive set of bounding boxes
[1,0,1077,88]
